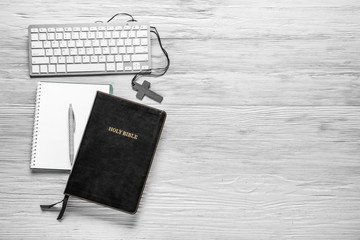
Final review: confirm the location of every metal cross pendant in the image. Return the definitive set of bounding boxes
[132,80,163,103]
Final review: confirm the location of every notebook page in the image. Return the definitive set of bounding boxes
[31,82,111,170]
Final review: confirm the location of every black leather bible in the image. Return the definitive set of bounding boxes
[63,92,166,215]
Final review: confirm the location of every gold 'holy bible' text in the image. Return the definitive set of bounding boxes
[108,126,138,140]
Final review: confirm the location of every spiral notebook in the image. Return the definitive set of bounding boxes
[30,81,112,170]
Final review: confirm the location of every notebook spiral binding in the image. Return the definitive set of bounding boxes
[31,82,42,168]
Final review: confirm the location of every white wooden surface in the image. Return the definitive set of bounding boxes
[1,0,360,239]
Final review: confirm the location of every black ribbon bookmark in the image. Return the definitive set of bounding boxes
[40,195,69,220]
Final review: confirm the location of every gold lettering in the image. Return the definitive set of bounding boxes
[108,127,138,140]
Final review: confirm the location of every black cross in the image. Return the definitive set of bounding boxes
[132,80,163,103]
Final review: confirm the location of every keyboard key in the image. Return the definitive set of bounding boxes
[76,40,84,47]
[116,63,123,71]
[48,65,56,73]
[133,62,140,70]
[32,65,39,73]
[100,39,107,46]
[39,33,47,40]
[115,26,122,30]
[120,31,127,38]
[135,46,148,53]
[64,27,72,32]
[54,49,61,56]
[104,32,112,39]
[107,63,115,71]
[98,26,106,31]
[110,47,117,54]
[126,47,134,54]
[132,25,139,30]
[74,56,82,63]
[90,27,97,31]
[94,48,102,55]
[118,47,126,54]
[123,55,130,62]
[128,31,136,38]
[40,65,47,73]
[106,26,114,31]
[107,55,114,62]
[60,41,67,48]
[113,32,120,38]
[58,57,65,63]
[116,39,124,46]
[72,32,80,39]
[96,32,103,38]
[50,57,57,64]
[115,55,122,62]
[123,26,131,30]
[55,33,63,40]
[39,28,47,33]
[82,56,90,63]
[140,38,148,45]
[56,27,64,31]
[57,64,66,72]
[68,40,76,47]
[67,63,106,72]
[81,27,89,31]
[92,40,100,46]
[51,41,59,48]
[31,34,39,41]
[80,32,87,39]
[62,49,69,55]
[90,56,98,63]
[45,49,53,56]
[125,66,132,71]
[73,27,80,31]
[88,32,95,39]
[141,65,149,70]
[43,41,51,48]
[140,25,148,30]
[64,33,71,40]
[70,48,77,55]
[32,57,49,64]
[47,28,55,32]
[132,54,148,61]
[84,40,92,47]
[108,39,116,46]
[133,39,140,45]
[124,39,132,46]
[31,42,43,48]
[86,48,94,55]
[137,31,147,38]
[66,56,74,63]
[78,48,85,55]
[30,28,38,33]
[99,56,106,62]
[102,47,110,54]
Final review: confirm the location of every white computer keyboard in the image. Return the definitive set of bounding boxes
[28,22,151,76]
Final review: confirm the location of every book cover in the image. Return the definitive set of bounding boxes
[64,92,166,214]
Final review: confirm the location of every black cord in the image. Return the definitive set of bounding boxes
[95,13,137,23]
[107,13,137,22]
[131,26,170,87]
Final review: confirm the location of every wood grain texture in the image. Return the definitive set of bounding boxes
[0,0,360,239]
